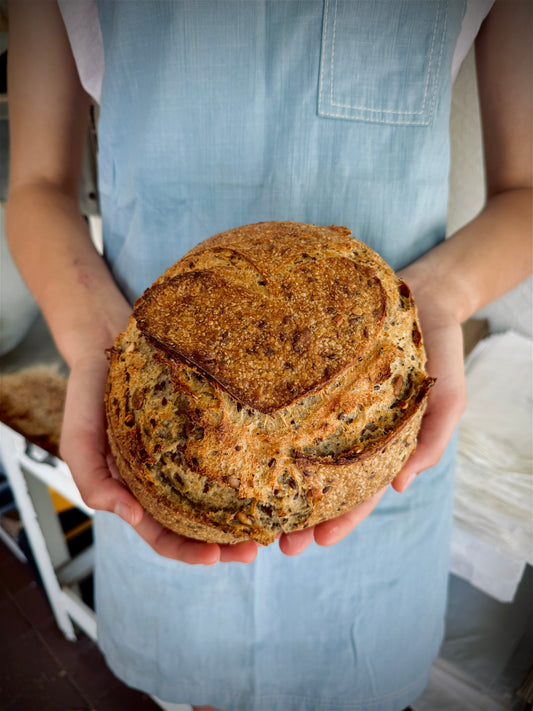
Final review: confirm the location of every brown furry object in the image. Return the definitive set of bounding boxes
[0,365,67,457]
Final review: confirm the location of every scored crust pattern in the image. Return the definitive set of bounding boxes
[106,222,434,545]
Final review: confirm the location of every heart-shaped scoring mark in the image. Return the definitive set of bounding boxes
[134,226,388,413]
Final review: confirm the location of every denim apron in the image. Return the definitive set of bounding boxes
[93,3,465,709]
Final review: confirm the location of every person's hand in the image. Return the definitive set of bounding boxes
[279,267,467,557]
[278,486,388,556]
[59,335,259,566]
[391,268,466,493]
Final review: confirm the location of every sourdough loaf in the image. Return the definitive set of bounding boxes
[105,222,433,545]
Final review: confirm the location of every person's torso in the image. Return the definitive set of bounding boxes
[93,0,466,302]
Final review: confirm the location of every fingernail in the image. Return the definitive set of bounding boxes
[405,471,418,489]
[316,525,340,547]
[326,525,339,540]
[114,501,136,525]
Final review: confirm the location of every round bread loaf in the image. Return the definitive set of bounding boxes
[105,221,433,545]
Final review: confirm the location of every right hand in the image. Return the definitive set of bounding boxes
[59,347,259,565]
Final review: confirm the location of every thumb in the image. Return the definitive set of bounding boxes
[59,354,143,525]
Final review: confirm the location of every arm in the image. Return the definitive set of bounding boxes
[7,0,258,564]
[281,0,532,554]
[392,0,532,491]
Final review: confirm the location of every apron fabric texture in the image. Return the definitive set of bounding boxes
[94,2,466,709]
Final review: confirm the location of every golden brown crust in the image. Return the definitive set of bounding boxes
[134,222,391,413]
[106,221,432,545]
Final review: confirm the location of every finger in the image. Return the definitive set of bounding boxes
[392,329,466,492]
[107,435,258,562]
[108,446,259,562]
[133,511,221,565]
[278,525,316,556]
[61,427,144,521]
[133,511,260,565]
[106,451,123,481]
[392,390,464,493]
[61,357,257,564]
[219,541,260,563]
[313,486,387,546]
[60,356,145,522]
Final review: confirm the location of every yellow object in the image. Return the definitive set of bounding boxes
[48,488,74,514]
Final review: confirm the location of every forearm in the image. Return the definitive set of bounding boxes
[6,0,130,369]
[6,183,130,367]
[403,187,532,323]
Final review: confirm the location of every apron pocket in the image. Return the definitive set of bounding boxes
[318,0,449,126]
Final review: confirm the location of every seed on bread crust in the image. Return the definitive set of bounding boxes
[105,221,432,545]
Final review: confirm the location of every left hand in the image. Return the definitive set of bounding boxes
[279,267,467,557]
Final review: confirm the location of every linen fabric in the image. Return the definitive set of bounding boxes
[59,0,495,105]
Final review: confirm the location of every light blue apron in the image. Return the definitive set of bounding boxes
[93,2,465,709]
